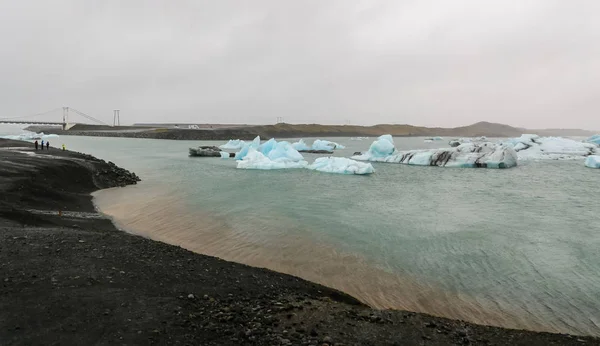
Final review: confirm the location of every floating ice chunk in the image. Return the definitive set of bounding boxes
[266,141,305,162]
[235,136,261,160]
[220,151,230,159]
[291,139,311,151]
[448,136,486,147]
[237,148,308,170]
[350,137,369,140]
[219,139,245,150]
[361,134,396,158]
[312,139,345,151]
[503,134,597,160]
[585,155,600,168]
[585,135,600,146]
[353,141,517,169]
[307,157,374,175]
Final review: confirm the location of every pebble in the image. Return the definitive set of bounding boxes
[187,294,195,300]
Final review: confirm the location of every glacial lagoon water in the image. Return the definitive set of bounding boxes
[21,134,600,335]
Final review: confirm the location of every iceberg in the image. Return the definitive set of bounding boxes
[353,135,517,168]
[0,131,59,141]
[312,139,346,151]
[364,134,396,158]
[237,148,308,170]
[308,157,374,175]
[219,139,246,150]
[585,135,600,146]
[425,136,443,142]
[236,138,308,170]
[220,151,230,159]
[503,134,597,160]
[448,136,487,147]
[291,139,311,151]
[585,155,600,168]
[235,136,261,160]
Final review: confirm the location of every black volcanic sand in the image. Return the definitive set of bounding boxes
[0,139,597,345]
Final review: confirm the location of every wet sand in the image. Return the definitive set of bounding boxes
[1,138,598,345]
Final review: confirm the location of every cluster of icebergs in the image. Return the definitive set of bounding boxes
[501,134,597,160]
[353,135,518,169]
[227,136,373,175]
[214,132,600,173]
[221,138,345,152]
[0,131,59,141]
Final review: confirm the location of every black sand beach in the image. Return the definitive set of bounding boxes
[1,138,598,345]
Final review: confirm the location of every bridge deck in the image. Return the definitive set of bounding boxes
[0,121,65,125]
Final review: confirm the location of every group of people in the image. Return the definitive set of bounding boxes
[34,140,49,150]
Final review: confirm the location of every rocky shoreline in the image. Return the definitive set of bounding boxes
[1,138,598,345]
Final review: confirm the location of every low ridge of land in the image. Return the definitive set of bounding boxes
[1,138,599,345]
[26,121,597,141]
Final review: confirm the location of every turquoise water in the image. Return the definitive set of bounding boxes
[52,135,600,335]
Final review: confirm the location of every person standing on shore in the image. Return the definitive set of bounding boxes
[46,141,50,150]
[34,140,38,150]
[40,140,44,150]
[62,144,66,151]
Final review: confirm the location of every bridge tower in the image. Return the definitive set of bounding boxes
[62,107,69,130]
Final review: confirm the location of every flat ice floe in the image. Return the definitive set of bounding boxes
[307,157,374,175]
[503,134,597,160]
[291,139,311,151]
[0,131,59,141]
[353,135,518,168]
[585,155,600,168]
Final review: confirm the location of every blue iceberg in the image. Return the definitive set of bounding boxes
[585,155,600,168]
[307,157,374,175]
[365,135,396,158]
[291,139,311,151]
[237,148,308,170]
[219,139,245,150]
[585,135,600,146]
[236,138,308,170]
[235,136,261,160]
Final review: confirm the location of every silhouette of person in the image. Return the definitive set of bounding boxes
[34,140,38,150]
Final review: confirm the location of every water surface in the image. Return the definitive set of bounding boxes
[53,135,600,336]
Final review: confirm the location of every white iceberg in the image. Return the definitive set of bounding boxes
[291,139,311,151]
[425,136,443,142]
[235,136,261,160]
[353,135,517,169]
[220,151,230,159]
[448,136,487,147]
[312,139,345,151]
[308,157,374,175]
[503,134,597,160]
[237,148,308,170]
[585,135,600,146]
[585,155,600,168]
[219,139,246,150]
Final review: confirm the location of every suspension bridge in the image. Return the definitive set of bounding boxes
[0,107,118,130]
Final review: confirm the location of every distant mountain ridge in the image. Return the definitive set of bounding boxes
[27,121,598,141]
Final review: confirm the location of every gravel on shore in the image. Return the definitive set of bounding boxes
[1,138,598,345]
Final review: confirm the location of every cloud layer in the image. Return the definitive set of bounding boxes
[1,0,599,128]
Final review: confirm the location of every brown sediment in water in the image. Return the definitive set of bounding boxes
[93,185,594,337]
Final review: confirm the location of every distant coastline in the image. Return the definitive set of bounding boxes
[24,121,597,141]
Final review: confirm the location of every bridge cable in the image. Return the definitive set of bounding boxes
[69,108,111,126]
[0,108,63,120]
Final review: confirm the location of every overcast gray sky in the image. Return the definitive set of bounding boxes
[0,0,598,128]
